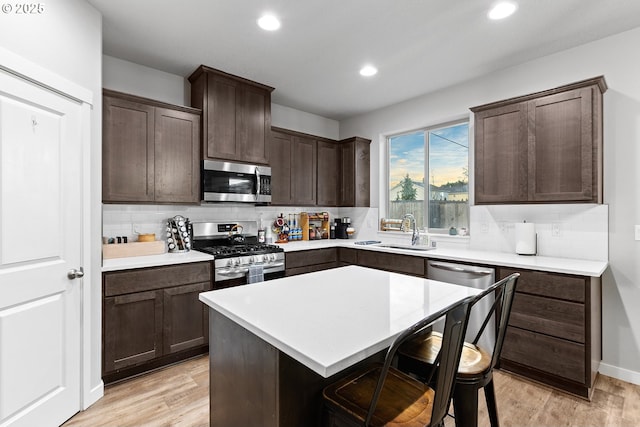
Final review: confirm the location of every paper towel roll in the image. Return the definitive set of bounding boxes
[515,222,537,255]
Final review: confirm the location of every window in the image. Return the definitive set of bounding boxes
[387,120,469,233]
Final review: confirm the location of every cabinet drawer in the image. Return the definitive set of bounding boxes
[286,248,337,269]
[356,251,425,277]
[500,268,585,302]
[509,293,585,343]
[286,262,337,277]
[104,262,212,296]
[501,326,586,384]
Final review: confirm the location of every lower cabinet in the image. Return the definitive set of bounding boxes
[337,247,358,266]
[103,262,212,383]
[498,267,601,398]
[356,250,426,277]
[285,248,338,276]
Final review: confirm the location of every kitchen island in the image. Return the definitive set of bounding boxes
[199,265,480,427]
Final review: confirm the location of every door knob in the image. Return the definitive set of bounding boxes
[67,267,84,280]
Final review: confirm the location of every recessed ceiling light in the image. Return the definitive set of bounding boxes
[359,65,378,77]
[257,14,281,31]
[488,1,517,20]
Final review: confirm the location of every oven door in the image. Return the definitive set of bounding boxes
[202,160,271,203]
[215,270,285,289]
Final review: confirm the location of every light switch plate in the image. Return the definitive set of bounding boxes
[635,225,640,241]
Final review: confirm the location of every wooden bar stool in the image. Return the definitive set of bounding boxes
[398,273,519,427]
[322,295,475,427]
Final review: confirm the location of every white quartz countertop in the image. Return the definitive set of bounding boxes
[102,250,213,272]
[199,265,480,377]
[275,240,608,277]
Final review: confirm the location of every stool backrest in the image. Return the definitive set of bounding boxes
[364,294,474,426]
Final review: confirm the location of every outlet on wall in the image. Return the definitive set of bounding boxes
[635,225,640,241]
[552,223,561,237]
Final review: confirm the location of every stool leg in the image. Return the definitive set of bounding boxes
[452,384,479,427]
[484,379,500,427]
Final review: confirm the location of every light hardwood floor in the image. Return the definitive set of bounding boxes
[63,355,640,427]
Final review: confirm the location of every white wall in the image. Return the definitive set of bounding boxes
[0,0,104,408]
[341,26,640,383]
[271,104,339,140]
[103,55,188,106]
[103,55,340,140]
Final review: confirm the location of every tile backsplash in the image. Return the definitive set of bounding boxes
[103,204,346,243]
[469,204,608,261]
[103,203,608,262]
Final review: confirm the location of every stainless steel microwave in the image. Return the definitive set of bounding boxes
[202,160,272,203]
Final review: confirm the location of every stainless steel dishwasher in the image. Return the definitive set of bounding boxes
[427,260,496,351]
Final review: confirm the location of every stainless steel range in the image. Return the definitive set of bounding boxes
[191,221,285,286]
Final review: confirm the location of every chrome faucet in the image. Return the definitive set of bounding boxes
[401,214,419,246]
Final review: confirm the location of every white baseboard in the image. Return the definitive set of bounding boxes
[599,362,640,386]
[82,380,104,410]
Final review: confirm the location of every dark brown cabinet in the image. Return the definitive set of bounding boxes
[189,65,273,165]
[102,262,212,383]
[270,128,318,206]
[472,76,606,204]
[291,136,317,205]
[498,267,601,398]
[356,250,426,277]
[103,90,201,204]
[339,137,371,207]
[285,248,338,276]
[270,128,370,207]
[317,140,340,206]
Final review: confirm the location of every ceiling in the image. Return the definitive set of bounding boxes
[88,0,640,120]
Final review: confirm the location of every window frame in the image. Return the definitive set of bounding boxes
[384,117,470,234]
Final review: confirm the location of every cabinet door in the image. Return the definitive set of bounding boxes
[103,290,163,373]
[291,136,317,205]
[317,141,339,206]
[237,84,270,165]
[354,138,371,207]
[528,87,595,202]
[270,131,293,204]
[103,95,155,202]
[474,103,528,204]
[339,137,371,207]
[339,140,355,206]
[206,74,238,160]
[154,107,201,203]
[163,282,211,354]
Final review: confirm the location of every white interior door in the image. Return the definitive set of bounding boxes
[0,67,83,426]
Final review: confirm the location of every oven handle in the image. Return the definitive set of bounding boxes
[217,262,285,277]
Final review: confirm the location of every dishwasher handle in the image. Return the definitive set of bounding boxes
[428,261,494,276]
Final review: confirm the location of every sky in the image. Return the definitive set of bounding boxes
[389,122,468,191]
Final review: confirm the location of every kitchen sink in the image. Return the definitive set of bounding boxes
[375,243,434,251]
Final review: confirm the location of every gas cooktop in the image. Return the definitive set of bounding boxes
[197,244,284,258]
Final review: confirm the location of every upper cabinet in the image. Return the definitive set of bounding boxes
[317,140,340,206]
[270,128,370,207]
[472,76,606,204]
[270,128,318,206]
[102,90,201,204]
[189,65,274,165]
[339,137,371,207]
